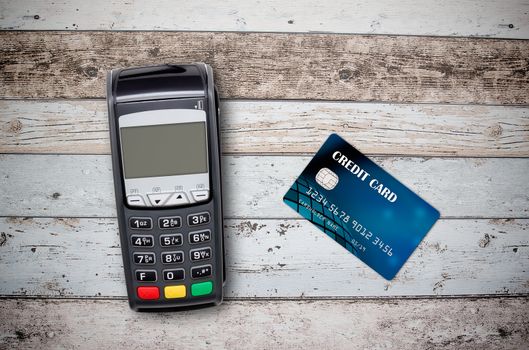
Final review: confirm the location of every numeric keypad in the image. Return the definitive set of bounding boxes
[129,211,214,302]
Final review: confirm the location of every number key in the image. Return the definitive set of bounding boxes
[131,235,154,247]
[133,252,156,265]
[158,216,181,229]
[190,247,212,262]
[163,268,185,281]
[161,251,184,264]
[129,217,152,230]
[189,230,211,244]
[160,234,183,247]
[188,212,210,226]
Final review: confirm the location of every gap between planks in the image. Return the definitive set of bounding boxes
[1,294,529,301]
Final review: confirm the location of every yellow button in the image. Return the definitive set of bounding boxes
[164,285,186,299]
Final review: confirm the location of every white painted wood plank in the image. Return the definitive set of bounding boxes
[1,0,528,39]
[1,298,528,349]
[1,100,528,157]
[0,217,527,297]
[0,155,527,218]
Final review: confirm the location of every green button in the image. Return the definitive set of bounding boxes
[191,281,213,296]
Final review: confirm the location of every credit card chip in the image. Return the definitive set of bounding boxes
[315,167,339,190]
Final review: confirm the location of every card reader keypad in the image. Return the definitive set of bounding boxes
[129,211,214,301]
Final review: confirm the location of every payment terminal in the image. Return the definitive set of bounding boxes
[107,63,224,310]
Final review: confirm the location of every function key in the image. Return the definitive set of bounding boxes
[135,270,157,282]
[148,192,171,206]
[127,195,145,206]
[164,285,186,299]
[161,251,184,264]
[165,192,189,206]
[191,265,212,279]
[160,234,183,247]
[163,268,185,281]
[137,286,159,300]
[158,216,182,229]
[131,235,154,247]
[188,212,210,226]
[133,252,156,265]
[189,230,211,244]
[129,217,152,230]
[190,247,212,262]
[191,190,209,202]
[191,281,213,297]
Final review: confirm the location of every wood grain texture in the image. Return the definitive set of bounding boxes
[0,298,528,349]
[0,217,527,298]
[1,32,528,104]
[1,0,528,39]
[0,154,527,219]
[1,100,528,157]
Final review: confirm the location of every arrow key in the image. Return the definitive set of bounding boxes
[148,193,171,206]
[165,192,189,206]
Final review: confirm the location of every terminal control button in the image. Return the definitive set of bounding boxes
[191,265,212,279]
[164,285,186,299]
[127,195,145,206]
[191,190,209,202]
[191,281,213,296]
[165,192,189,206]
[135,270,157,282]
[137,286,159,300]
[148,193,172,206]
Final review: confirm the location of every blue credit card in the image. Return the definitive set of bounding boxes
[283,134,440,280]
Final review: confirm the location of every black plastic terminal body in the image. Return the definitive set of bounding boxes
[107,64,225,311]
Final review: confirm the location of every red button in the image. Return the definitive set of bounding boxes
[137,286,159,300]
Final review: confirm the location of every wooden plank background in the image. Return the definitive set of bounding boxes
[1,32,529,103]
[1,217,527,297]
[2,0,528,38]
[0,1,528,349]
[0,155,528,218]
[1,100,528,157]
[1,298,528,349]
